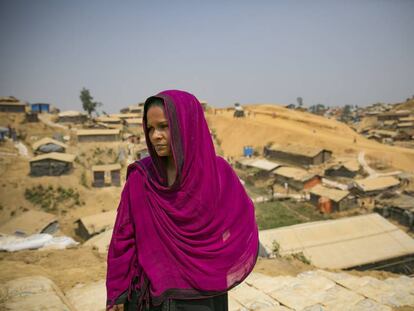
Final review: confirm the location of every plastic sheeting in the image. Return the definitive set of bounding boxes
[0,234,78,252]
[43,236,79,250]
[38,144,65,153]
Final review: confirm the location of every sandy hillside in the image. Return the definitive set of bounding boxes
[0,152,126,239]
[207,104,414,172]
[0,114,128,237]
[396,98,414,112]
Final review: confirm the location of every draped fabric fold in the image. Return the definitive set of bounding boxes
[106,90,259,309]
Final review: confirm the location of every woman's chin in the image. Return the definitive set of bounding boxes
[156,151,170,157]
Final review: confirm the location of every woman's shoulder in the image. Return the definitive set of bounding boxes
[126,157,152,180]
[215,155,235,175]
[216,155,232,167]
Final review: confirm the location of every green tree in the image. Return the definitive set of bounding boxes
[80,88,102,117]
[309,104,326,115]
[341,104,352,122]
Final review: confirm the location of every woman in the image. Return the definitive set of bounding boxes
[106,90,259,311]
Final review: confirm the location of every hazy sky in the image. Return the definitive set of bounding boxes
[1,0,413,113]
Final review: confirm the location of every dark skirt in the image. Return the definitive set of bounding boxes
[124,290,228,311]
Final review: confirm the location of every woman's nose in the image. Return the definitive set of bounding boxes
[153,128,163,139]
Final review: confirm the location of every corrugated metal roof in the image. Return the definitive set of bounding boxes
[29,152,76,163]
[0,210,57,236]
[354,176,400,192]
[238,158,281,171]
[32,137,68,151]
[274,166,315,182]
[267,144,331,158]
[77,210,116,236]
[309,184,350,202]
[91,163,121,171]
[76,129,120,136]
[259,213,414,269]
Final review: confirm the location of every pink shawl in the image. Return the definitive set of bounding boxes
[106,90,258,308]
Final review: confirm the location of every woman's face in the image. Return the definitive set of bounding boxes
[146,105,172,157]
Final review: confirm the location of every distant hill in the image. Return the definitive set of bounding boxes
[395,98,414,112]
[207,103,414,172]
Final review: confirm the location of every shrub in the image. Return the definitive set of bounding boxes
[24,185,83,212]
[272,240,281,257]
[80,171,89,188]
[291,252,311,265]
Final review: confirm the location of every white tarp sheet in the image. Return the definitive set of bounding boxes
[0,233,78,252]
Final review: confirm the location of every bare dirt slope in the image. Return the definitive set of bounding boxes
[0,113,126,237]
[396,98,414,112]
[207,104,414,172]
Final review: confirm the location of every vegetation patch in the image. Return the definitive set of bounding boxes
[24,184,84,212]
[255,200,330,230]
[290,252,311,265]
[255,201,304,230]
[80,171,89,189]
[272,240,312,264]
[283,200,330,221]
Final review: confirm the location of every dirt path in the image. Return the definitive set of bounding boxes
[38,113,68,130]
[14,141,29,158]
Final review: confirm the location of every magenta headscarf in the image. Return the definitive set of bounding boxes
[106,90,258,309]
